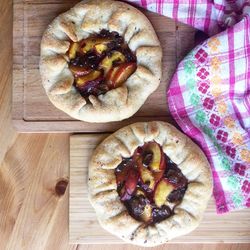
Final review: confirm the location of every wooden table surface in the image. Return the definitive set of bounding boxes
[0,1,249,249]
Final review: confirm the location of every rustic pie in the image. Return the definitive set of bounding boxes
[88,121,212,246]
[40,0,162,122]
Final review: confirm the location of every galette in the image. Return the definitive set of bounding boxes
[88,121,212,246]
[40,0,162,122]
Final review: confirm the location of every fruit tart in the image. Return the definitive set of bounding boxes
[88,121,212,246]
[40,0,162,122]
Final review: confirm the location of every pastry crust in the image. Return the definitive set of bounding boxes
[88,121,213,246]
[40,0,162,122]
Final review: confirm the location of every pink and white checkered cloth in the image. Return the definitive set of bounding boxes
[127,0,250,213]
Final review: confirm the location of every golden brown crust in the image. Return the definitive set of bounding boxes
[40,0,162,122]
[88,122,213,246]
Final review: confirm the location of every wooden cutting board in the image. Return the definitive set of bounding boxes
[13,0,196,132]
[69,134,250,244]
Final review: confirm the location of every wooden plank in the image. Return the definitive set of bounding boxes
[69,134,250,244]
[23,5,176,119]
[0,134,48,249]
[0,0,18,165]
[13,2,24,121]
[4,134,76,250]
[78,244,250,250]
[12,1,196,132]
[13,116,177,132]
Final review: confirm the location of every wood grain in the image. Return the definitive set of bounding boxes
[0,134,77,250]
[80,244,250,250]
[12,0,196,132]
[69,134,250,245]
[5,134,72,250]
[0,0,17,163]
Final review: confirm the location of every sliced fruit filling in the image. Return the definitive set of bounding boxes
[67,29,137,98]
[115,142,188,225]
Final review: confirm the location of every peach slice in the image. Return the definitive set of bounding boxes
[154,179,174,207]
[119,186,130,201]
[117,167,139,201]
[69,65,92,77]
[105,62,136,88]
[133,143,167,191]
[93,43,108,55]
[75,70,103,87]
[100,51,125,74]
[134,149,156,190]
[125,168,139,195]
[105,66,120,87]
[81,37,112,54]
[140,204,152,223]
[112,62,137,88]
[116,167,129,187]
[140,167,155,190]
[68,42,80,59]
[144,142,163,172]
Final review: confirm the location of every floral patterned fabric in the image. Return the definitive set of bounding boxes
[127,0,250,213]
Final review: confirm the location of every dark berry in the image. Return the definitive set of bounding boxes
[126,195,147,218]
[168,187,187,203]
[123,47,136,62]
[152,205,171,223]
[99,29,110,37]
[111,31,119,38]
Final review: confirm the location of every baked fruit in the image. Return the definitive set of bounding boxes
[68,30,137,97]
[40,0,162,122]
[88,121,213,246]
[115,142,188,224]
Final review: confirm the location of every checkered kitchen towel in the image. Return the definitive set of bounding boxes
[127,0,250,213]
